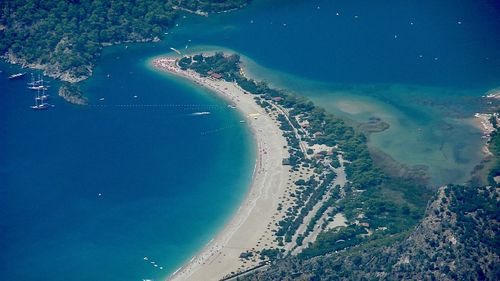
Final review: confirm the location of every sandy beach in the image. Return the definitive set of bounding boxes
[151,57,291,281]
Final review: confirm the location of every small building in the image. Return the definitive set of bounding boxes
[313,131,323,138]
[210,72,223,79]
[272,96,283,102]
[282,158,291,165]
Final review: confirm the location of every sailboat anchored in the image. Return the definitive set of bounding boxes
[30,88,50,110]
[35,85,50,101]
[27,74,49,91]
[27,73,41,86]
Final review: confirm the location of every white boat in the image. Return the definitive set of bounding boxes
[30,103,49,110]
[8,72,26,80]
[30,101,49,110]
[29,85,48,91]
[170,47,181,54]
[192,112,211,116]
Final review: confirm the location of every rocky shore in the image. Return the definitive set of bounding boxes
[58,85,88,105]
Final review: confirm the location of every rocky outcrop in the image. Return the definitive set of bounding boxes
[58,85,88,105]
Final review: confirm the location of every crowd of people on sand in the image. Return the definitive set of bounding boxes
[152,58,241,104]
[170,137,272,279]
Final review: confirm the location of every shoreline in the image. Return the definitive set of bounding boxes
[472,112,498,156]
[151,56,290,280]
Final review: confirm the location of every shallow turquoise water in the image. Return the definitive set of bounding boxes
[1,0,500,280]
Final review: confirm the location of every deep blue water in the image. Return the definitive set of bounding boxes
[0,55,254,281]
[1,0,500,280]
[172,0,500,89]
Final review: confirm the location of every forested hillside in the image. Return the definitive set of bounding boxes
[173,0,248,13]
[245,184,499,280]
[0,0,249,81]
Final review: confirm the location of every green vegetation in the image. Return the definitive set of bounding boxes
[259,248,283,261]
[301,225,368,258]
[0,1,250,80]
[178,52,241,80]
[302,178,429,258]
[447,185,498,250]
[277,173,336,240]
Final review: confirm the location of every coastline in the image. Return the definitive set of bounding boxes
[151,57,290,280]
[472,112,498,156]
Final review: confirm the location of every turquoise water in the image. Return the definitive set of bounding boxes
[169,0,500,185]
[2,0,500,280]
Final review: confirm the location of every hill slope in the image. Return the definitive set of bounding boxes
[244,184,499,280]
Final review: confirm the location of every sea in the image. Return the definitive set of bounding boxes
[1,0,499,280]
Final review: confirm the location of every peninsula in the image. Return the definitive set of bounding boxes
[0,0,251,100]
